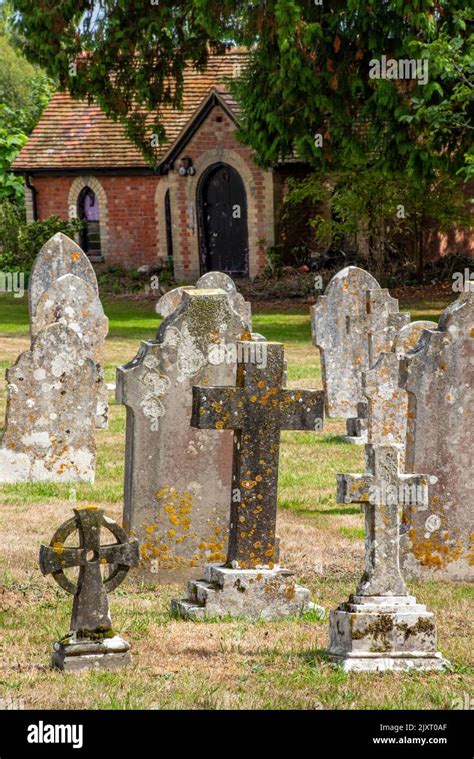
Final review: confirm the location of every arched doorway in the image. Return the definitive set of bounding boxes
[77,186,101,258]
[198,163,249,277]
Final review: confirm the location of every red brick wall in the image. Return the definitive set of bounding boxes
[26,123,474,275]
[33,174,160,268]
[34,176,71,220]
[28,106,275,279]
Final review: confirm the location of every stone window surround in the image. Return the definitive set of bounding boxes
[67,176,109,262]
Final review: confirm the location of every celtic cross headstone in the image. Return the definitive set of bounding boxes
[40,506,139,671]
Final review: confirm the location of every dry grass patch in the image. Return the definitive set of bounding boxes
[0,293,472,710]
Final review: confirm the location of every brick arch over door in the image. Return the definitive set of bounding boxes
[179,149,272,280]
[198,162,249,277]
[67,176,109,260]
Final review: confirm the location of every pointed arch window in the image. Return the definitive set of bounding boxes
[164,189,173,264]
[77,186,101,258]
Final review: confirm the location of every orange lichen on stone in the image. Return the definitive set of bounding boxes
[408,527,465,568]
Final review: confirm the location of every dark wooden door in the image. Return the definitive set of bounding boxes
[199,164,249,277]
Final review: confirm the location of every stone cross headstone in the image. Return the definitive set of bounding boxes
[156,272,252,329]
[40,506,139,671]
[399,291,473,582]
[366,289,410,366]
[364,321,438,467]
[328,444,448,671]
[172,341,326,620]
[311,266,408,441]
[117,289,251,582]
[32,273,109,428]
[0,323,97,483]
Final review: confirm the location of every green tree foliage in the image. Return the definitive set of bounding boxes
[9,1,472,277]
[0,2,55,204]
[0,128,27,204]
[286,166,471,280]
[0,42,55,204]
[405,8,473,181]
[229,2,472,182]
[0,200,83,272]
[11,0,228,162]
[11,1,471,180]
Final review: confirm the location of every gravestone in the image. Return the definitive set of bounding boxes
[329,445,448,671]
[29,232,98,322]
[117,289,251,582]
[172,341,326,620]
[40,506,139,671]
[32,273,109,428]
[0,323,97,483]
[156,272,252,328]
[155,286,194,319]
[399,291,473,581]
[366,289,410,366]
[311,267,408,441]
[196,272,252,328]
[364,321,437,467]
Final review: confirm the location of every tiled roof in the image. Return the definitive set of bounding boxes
[12,51,247,172]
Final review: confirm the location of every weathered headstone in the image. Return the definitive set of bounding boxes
[329,445,448,671]
[400,291,473,581]
[366,289,410,366]
[117,289,252,582]
[155,286,195,319]
[172,341,325,620]
[311,266,408,441]
[0,323,97,483]
[156,272,252,329]
[29,232,98,322]
[196,272,252,328]
[32,273,109,428]
[40,506,139,671]
[364,321,437,467]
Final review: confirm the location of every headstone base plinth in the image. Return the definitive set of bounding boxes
[328,595,449,672]
[344,404,368,444]
[342,433,368,446]
[172,563,321,621]
[51,634,131,672]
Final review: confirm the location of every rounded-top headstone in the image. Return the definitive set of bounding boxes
[196,271,237,293]
[155,272,252,329]
[400,290,473,581]
[0,322,97,483]
[116,288,250,583]
[196,272,251,328]
[321,266,380,310]
[393,320,438,357]
[311,266,381,418]
[155,286,195,318]
[29,233,98,320]
[33,273,109,364]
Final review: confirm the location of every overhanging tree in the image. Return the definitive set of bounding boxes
[10,0,473,271]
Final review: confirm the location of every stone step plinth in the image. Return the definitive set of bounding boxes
[172,563,320,621]
[328,595,450,672]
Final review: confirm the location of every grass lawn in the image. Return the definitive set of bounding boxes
[0,289,472,710]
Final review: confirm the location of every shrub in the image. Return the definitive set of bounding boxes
[0,200,22,267]
[0,203,83,274]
